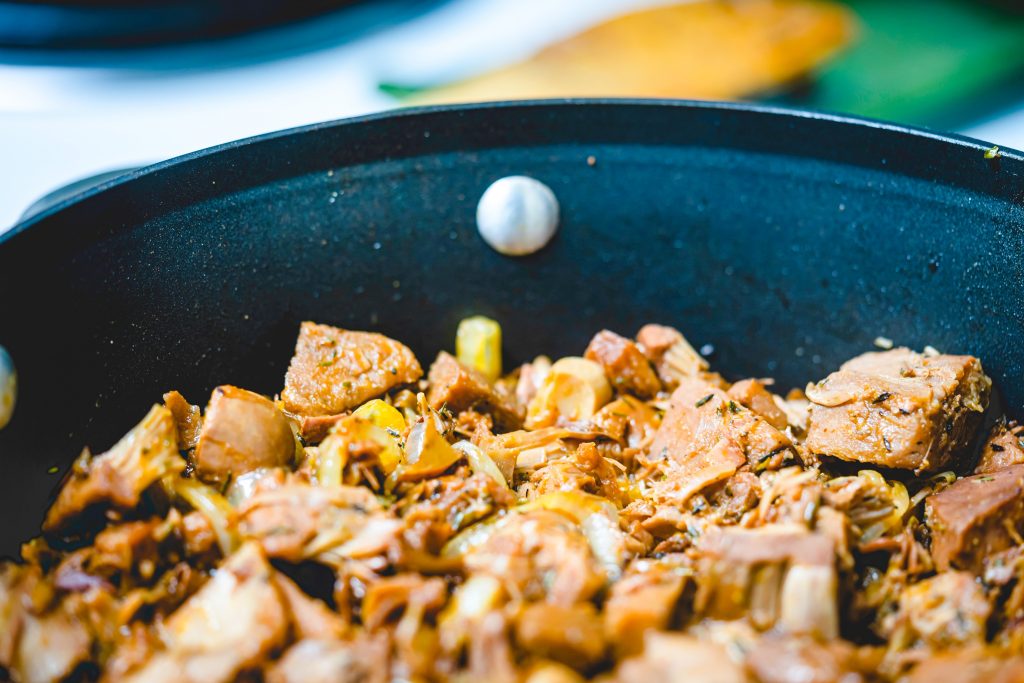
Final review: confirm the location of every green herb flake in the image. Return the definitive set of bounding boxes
[753,451,778,473]
[728,400,740,414]
[47,466,59,475]
[985,145,1001,160]
[872,392,891,404]
[977,476,995,482]
[695,394,714,408]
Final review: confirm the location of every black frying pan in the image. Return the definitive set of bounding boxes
[1,99,1022,558]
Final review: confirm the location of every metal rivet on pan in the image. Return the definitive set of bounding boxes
[0,346,15,430]
[476,176,559,256]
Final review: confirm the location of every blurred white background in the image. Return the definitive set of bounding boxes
[1,0,1022,230]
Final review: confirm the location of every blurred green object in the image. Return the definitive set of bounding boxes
[786,0,1024,128]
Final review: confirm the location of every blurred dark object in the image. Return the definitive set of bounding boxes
[984,0,1024,12]
[0,0,371,49]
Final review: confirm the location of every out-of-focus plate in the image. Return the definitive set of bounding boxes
[0,0,373,49]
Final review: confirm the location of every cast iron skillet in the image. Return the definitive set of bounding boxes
[1,99,1023,557]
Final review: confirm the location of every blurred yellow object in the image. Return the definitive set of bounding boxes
[406,0,855,104]
[456,315,502,383]
[318,408,406,483]
[353,398,407,435]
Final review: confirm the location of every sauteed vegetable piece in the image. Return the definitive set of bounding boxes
[6,318,1024,682]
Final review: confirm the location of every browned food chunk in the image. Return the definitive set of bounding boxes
[984,544,1024,589]
[926,464,1024,572]
[11,606,91,683]
[636,324,683,359]
[727,378,788,431]
[125,543,288,683]
[698,524,836,568]
[89,517,163,577]
[266,637,389,683]
[608,632,746,683]
[238,479,398,564]
[648,376,795,471]
[462,510,605,606]
[398,472,515,552]
[882,572,990,654]
[635,324,709,390]
[180,511,218,558]
[282,322,422,417]
[707,471,762,521]
[515,602,606,670]
[515,356,552,409]
[584,330,661,399]
[648,437,746,507]
[44,405,183,533]
[527,441,628,506]
[193,386,295,485]
[976,422,1024,474]
[163,390,202,450]
[805,348,990,472]
[297,413,346,444]
[360,573,447,630]
[1,564,92,683]
[745,635,870,683]
[591,397,661,452]
[695,524,838,638]
[907,648,1024,683]
[426,351,522,429]
[271,572,346,640]
[604,559,688,656]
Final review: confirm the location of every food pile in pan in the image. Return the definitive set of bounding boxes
[3,316,1023,683]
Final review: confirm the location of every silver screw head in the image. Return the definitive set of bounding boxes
[476,175,559,256]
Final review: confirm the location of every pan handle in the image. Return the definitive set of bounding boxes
[19,167,142,223]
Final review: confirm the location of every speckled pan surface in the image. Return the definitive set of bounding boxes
[0,99,1022,556]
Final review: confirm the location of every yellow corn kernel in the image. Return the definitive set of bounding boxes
[456,315,502,382]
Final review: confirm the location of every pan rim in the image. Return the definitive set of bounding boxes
[3,97,1022,246]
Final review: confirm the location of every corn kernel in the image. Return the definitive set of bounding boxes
[456,315,502,382]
